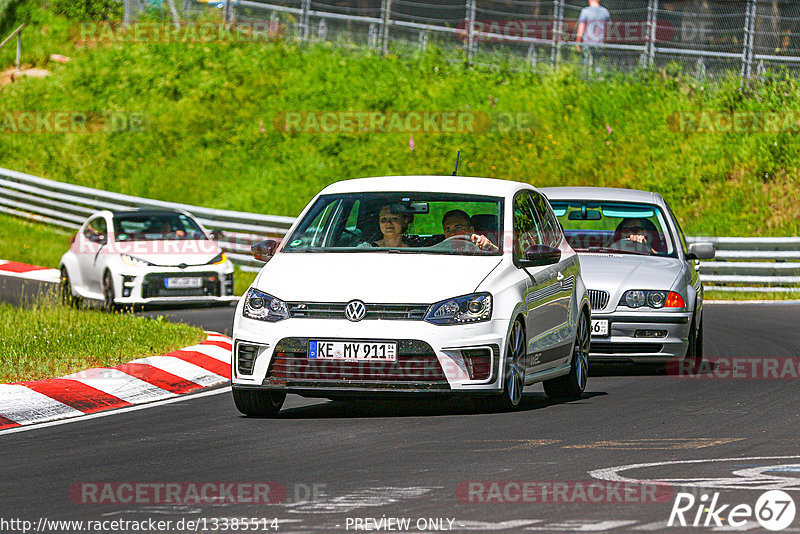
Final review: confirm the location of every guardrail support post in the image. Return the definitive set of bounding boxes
[465,0,476,64]
[301,0,311,41]
[381,0,392,55]
[550,0,563,67]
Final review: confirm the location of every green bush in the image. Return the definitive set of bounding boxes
[50,0,121,21]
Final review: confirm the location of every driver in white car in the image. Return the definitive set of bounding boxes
[441,209,498,251]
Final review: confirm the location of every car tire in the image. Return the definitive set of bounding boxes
[544,309,589,399]
[60,267,82,308]
[490,319,526,412]
[683,315,703,373]
[102,271,117,312]
[232,388,286,417]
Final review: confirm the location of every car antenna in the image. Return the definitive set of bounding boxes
[451,150,461,176]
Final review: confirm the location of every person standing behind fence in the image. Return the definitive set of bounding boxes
[575,0,611,75]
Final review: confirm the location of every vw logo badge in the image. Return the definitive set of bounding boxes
[345,300,366,322]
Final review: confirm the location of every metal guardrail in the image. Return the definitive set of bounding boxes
[0,166,294,269]
[1,166,799,290]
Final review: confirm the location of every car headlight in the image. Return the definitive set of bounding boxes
[121,254,154,267]
[620,290,685,309]
[424,293,492,325]
[208,252,227,265]
[243,288,290,322]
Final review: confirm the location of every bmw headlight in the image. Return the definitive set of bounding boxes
[243,288,289,322]
[121,254,154,267]
[424,293,492,325]
[620,290,683,309]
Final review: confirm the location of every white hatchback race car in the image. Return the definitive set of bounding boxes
[232,175,592,416]
[60,209,236,309]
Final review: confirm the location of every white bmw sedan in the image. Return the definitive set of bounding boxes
[232,176,591,416]
[60,209,235,309]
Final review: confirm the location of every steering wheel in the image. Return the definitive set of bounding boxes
[430,234,481,251]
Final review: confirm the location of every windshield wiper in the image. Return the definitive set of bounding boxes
[585,246,651,256]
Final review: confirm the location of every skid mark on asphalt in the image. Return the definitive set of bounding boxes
[406,439,562,452]
[564,438,743,450]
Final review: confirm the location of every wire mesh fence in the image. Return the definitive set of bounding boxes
[124,0,800,80]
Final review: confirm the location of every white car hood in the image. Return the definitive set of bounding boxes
[578,253,682,292]
[109,240,221,266]
[255,252,503,303]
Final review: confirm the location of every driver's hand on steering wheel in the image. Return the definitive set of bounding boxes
[471,234,498,251]
[627,234,647,244]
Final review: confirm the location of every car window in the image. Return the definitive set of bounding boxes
[83,217,107,244]
[113,212,207,241]
[666,204,688,255]
[513,192,544,262]
[529,191,562,248]
[283,192,504,256]
[550,201,676,257]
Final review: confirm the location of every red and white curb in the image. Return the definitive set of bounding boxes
[0,332,232,431]
[0,259,60,283]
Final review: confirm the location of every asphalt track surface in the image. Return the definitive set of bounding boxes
[2,274,800,532]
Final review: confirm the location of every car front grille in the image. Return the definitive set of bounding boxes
[141,272,221,299]
[264,338,448,385]
[285,302,429,320]
[588,290,610,311]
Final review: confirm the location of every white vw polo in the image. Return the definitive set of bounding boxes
[232,176,591,415]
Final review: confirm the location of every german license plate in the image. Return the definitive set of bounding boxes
[591,319,609,337]
[165,277,202,289]
[308,340,397,362]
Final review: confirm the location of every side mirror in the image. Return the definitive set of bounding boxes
[208,229,221,241]
[519,244,561,267]
[687,242,715,260]
[89,233,107,245]
[251,239,278,262]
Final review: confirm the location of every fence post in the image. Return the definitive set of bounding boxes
[301,0,311,41]
[15,32,21,69]
[123,0,134,24]
[466,0,476,64]
[550,0,563,66]
[381,0,392,55]
[741,0,756,82]
[646,0,659,67]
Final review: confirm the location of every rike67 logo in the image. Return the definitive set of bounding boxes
[668,490,796,531]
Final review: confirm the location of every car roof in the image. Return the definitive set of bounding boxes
[107,208,194,218]
[320,176,536,197]
[539,186,666,206]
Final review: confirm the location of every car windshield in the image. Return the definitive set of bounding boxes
[549,201,676,257]
[283,192,504,256]
[113,212,207,241]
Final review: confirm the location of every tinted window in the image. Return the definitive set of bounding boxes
[529,191,561,247]
[83,217,107,244]
[513,192,544,261]
[113,212,207,241]
[284,192,503,256]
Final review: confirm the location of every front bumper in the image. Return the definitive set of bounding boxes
[112,264,236,304]
[232,314,508,393]
[589,311,692,363]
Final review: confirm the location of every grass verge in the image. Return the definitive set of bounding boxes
[0,212,72,267]
[0,298,206,382]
